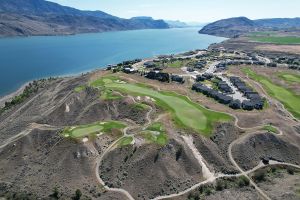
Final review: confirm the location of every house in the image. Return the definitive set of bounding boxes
[217,94,233,104]
[203,73,214,80]
[196,75,205,82]
[171,75,185,84]
[123,67,136,74]
[242,100,254,110]
[218,81,233,93]
[187,67,195,72]
[229,100,242,109]
[144,61,156,68]
[145,71,170,82]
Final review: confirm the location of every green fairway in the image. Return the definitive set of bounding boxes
[262,125,279,134]
[249,36,300,45]
[63,121,126,139]
[141,122,168,145]
[100,89,123,100]
[242,68,300,119]
[118,136,133,146]
[91,77,232,136]
[277,72,300,84]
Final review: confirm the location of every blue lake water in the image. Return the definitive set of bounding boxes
[0,27,226,96]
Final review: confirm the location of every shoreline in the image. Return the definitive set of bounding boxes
[0,45,215,108]
[0,82,28,108]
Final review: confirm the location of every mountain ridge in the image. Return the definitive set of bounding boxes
[199,16,300,38]
[0,0,169,37]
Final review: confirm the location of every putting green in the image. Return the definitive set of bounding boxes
[118,136,133,146]
[63,121,126,139]
[91,77,232,136]
[141,122,168,145]
[242,68,300,119]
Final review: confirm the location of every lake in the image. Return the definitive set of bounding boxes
[0,27,226,96]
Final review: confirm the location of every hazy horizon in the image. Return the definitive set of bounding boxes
[48,0,300,23]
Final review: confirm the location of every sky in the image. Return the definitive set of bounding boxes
[49,0,300,23]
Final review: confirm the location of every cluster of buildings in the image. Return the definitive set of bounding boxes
[192,74,264,110]
[144,71,185,84]
[229,77,264,110]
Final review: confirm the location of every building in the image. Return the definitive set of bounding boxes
[171,75,185,84]
[144,61,156,68]
[145,71,170,82]
[229,100,242,109]
[218,81,233,93]
[203,73,214,80]
[242,100,255,110]
[196,75,205,82]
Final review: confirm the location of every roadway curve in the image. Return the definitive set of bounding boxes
[94,99,154,200]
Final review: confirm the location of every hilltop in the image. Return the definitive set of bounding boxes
[0,0,169,37]
[199,17,300,38]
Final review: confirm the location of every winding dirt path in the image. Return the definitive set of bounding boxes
[94,99,154,200]
[0,123,59,149]
[95,133,135,200]
[228,131,271,200]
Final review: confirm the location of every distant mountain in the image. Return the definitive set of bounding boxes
[199,17,256,38]
[255,18,300,29]
[199,17,300,38]
[0,0,169,37]
[165,20,188,28]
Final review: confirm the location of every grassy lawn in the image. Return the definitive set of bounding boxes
[141,122,168,145]
[167,60,186,68]
[130,103,148,111]
[118,136,133,146]
[277,72,300,84]
[262,125,279,134]
[62,121,126,139]
[74,85,86,92]
[248,31,274,36]
[242,68,300,119]
[91,77,232,136]
[100,89,122,100]
[249,36,300,45]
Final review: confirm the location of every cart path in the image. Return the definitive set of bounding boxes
[182,135,215,180]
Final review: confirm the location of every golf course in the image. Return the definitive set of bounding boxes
[63,121,126,139]
[91,77,232,136]
[249,35,300,45]
[141,122,168,145]
[277,72,300,84]
[242,68,300,119]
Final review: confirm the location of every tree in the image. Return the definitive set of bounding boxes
[73,189,82,200]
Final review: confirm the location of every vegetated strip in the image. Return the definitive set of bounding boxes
[91,77,232,136]
[63,121,126,139]
[242,67,300,119]
[249,36,300,45]
[277,72,300,84]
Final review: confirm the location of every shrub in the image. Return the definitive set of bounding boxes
[238,176,250,187]
[253,171,266,182]
[73,189,82,200]
[287,168,294,175]
[49,187,59,199]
